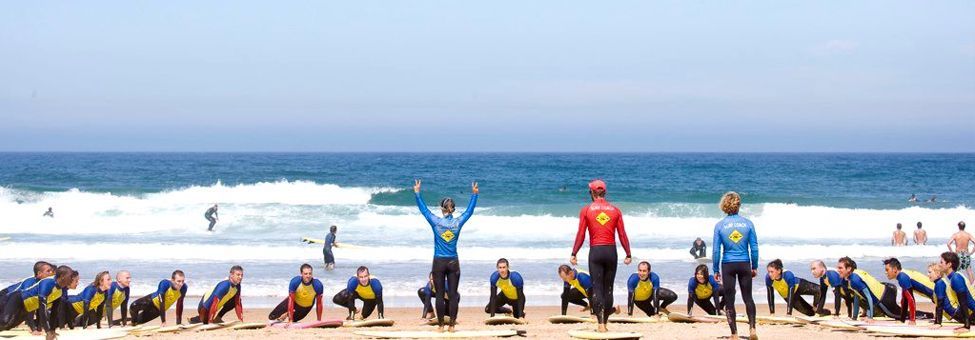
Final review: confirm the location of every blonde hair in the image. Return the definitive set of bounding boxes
[719,191,741,215]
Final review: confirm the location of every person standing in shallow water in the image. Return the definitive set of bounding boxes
[414,179,478,333]
[205,204,218,231]
[323,225,338,270]
[570,179,632,333]
[712,191,759,340]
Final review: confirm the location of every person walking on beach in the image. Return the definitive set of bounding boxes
[414,179,478,332]
[712,191,758,340]
[914,222,927,245]
[948,221,975,282]
[570,179,632,333]
[323,225,338,270]
[892,223,907,246]
[690,238,707,259]
[205,204,219,231]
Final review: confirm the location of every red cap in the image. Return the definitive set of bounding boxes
[588,180,606,191]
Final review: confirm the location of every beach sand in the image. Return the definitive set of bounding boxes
[103,302,932,339]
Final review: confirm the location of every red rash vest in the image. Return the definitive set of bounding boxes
[572,198,632,257]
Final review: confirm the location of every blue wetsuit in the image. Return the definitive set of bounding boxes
[416,192,477,326]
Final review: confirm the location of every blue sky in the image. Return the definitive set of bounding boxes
[1,1,972,152]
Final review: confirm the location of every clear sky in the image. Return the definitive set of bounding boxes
[1,1,972,152]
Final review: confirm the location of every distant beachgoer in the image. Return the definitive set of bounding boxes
[690,238,707,259]
[324,225,338,270]
[928,195,938,203]
[908,194,917,203]
[948,221,974,282]
[42,207,53,218]
[892,223,907,246]
[205,204,218,231]
[914,222,927,245]
[713,191,758,340]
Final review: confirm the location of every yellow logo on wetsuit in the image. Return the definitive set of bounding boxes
[695,283,713,299]
[440,229,455,242]
[596,212,611,226]
[728,229,743,243]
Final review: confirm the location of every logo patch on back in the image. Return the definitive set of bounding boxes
[440,229,455,242]
[596,212,611,226]
[728,229,743,243]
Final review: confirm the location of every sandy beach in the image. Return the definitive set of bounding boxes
[93,302,936,339]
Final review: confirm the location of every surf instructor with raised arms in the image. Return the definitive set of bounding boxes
[571,179,632,333]
[414,179,478,333]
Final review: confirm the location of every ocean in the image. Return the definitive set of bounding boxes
[1,153,973,307]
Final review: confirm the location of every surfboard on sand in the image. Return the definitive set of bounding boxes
[484,315,527,325]
[354,330,520,338]
[287,319,345,329]
[196,320,239,331]
[607,315,666,324]
[817,320,862,331]
[345,319,395,328]
[229,322,269,330]
[666,312,720,323]
[10,329,129,340]
[156,323,203,333]
[863,325,975,338]
[568,329,642,340]
[548,315,596,324]
[755,315,804,325]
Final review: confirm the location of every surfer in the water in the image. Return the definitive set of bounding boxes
[626,261,677,318]
[571,179,631,333]
[414,179,478,332]
[810,260,851,317]
[883,257,935,325]
[323,225,337,271]
[687,264,724,316]
[190,265,244,324]
[129,270,187,327]
[269,263,324,323]
[764,259,820,316]
[486,258,525,319]
[712,191,758,340]
[690,238,707,259]
[892,223,907,246]
[42,207,53,218]
[558,265,593,314]
[205,204,218,231]
[333,266,384,321]
[915,222,927,245]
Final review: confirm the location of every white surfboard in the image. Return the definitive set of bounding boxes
[548,315,596,324]
[568,329,642,339]
[608,315,666,324]
[354,330,519,338]
[484,315,527,325]
[345,319,395,327]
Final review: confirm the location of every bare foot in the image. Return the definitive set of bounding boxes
[749,327,758,340]
[597,324,608,333]
[436,326,445,333]
[730,335,739,340]
[448,325,456,333]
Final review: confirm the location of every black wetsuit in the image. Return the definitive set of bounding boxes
[205,207,218,231]
[690,241,706,259]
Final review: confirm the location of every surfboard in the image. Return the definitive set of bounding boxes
[816,320,861,331]
[288,319,345,329]
[666,312,720,323]
[548,315,596,324]
[792,315,833,324]
[229,322,268,330]
[568,329,642,339]
[607,315,666,324]
[9,329,129,340]
[863,325,975,337]
[694,257,710,265]
[755,315,804,325]
[354,330,519,338]
[156,323,203,333]
[484,315,527,325]
[0,237,10,242]
[345,319,395,327]
[302,237,326,244]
